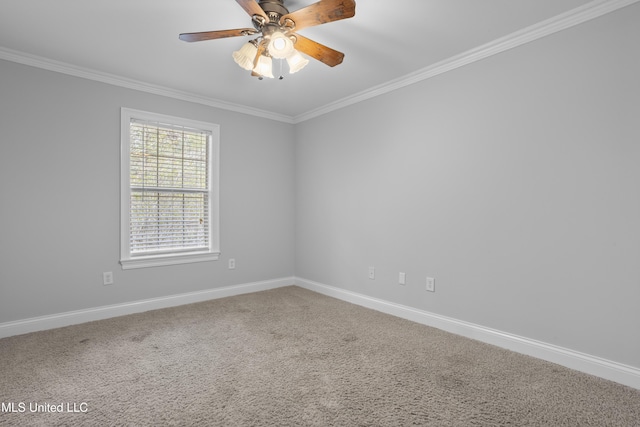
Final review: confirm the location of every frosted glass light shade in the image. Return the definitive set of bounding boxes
[253,55,274,78]
[267,32,294,59]
[232,42,258,71]
[286,50,309,74]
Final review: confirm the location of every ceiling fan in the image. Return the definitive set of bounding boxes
[179,0,356,79]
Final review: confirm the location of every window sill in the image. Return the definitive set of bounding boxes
[120,251,220,270]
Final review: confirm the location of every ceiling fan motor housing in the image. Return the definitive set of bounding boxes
[258,0,289,23]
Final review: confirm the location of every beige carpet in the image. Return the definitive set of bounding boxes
[1,286,639,426]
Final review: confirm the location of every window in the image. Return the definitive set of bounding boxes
[120,108,219,269]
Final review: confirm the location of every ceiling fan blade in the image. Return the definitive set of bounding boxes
[236,0,269,20]
[281,0,355,32]
[293,33,344,67]
[179,28,257,42]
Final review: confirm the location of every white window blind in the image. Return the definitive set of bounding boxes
[121,108,220,269]
[129,119,210,254]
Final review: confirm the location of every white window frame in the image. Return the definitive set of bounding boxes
[120,108,220,269]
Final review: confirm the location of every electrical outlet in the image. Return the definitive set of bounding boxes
[228,258,236,269]
[426,277,435,292]
[399,272,406,285]
[368,266,375,280]
[103,272,114,286]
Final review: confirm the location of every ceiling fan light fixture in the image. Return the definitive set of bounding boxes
[267,32,294,59]
[286,50,309,74]
[253,54,274,78]
[232,41,258,71]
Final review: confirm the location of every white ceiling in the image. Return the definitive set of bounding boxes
[1,0,624,121]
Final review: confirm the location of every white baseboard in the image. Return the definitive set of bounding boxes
[295,277,640,391]
[3,276,638,390]
[0,277,294,339]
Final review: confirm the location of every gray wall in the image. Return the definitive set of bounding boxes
[295,6,640,368]
[0,59,295,323]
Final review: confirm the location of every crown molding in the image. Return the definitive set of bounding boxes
[292,0,640,123]
[0,47,294,124]
[1,0,636,125]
